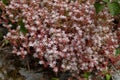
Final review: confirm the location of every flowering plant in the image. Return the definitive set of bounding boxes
[0,0,120,74]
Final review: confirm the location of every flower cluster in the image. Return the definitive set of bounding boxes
[1,0,120,73]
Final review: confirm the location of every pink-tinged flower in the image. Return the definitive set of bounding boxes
[1,0,119,75]
[16,52,21,56]
[28,42,34,47]
[6,32,11,36]
[39,61,44,65]
[53,67,58,73]
[23,4,28,8]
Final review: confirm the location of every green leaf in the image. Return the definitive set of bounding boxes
[94,3,104,14]
[51,78,59,80]
[83,72,90,79]
[18,20,28,35]
[103,0,110,3]
[105,74,111,80]
[8,22,18,30]
[4,39,9,45]
[107,2,120,16]
[2,0,9,5]
[115,48,120,56]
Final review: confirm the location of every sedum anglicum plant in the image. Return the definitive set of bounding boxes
[0,0,120,75]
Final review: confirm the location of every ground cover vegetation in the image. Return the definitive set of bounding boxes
[0,0,120,80]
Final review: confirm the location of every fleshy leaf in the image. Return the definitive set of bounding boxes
[18,20,28,35]
[94,3,104,14]
[51,78,59,80]
[83,72,90,79]
[108,2,120,16]
[103,0,110,3]
[2,0,9,5]
[115,48,120,56]
[105,74,111,80]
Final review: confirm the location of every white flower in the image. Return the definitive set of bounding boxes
[50,28,55,33]
[7,32,11,36]
[53,67,58,72]
[66,65,71,70]
[37,35,41,38]
[23,51,27,55]
[52,14,56,18]
[89,62,94,67]
[88,20,92,24]
[44,19,49,23]
[49,62,55,68]
[30,32,35,36]
[59,15,67,19]
[63,48,67,52]
[29,42,34,46]
[39,61,44,64]
[32,15,39,20]
[86,47,93,54]
[61,64,65,68]
[8,5,14,9]
[23,4,28,8]
[79,17,84,21]
[47,50,53,54]
[17,52,21,55]
[56,33,61,37]
[105,50,109,55]
[78,30,82,35]
[22,43,27,47]
[30,27,37,31]
[68,12,72,16]
[20,34,25,39]
[36,48,40,52]
[35,21,40,25]
[9,14,14,18]
[82,63,87,68]
[12,36,18,39]
[33,53,38,58]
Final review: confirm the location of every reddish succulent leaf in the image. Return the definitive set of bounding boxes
[109,55,120,64]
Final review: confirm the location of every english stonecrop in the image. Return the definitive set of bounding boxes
[0,0,120,76]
